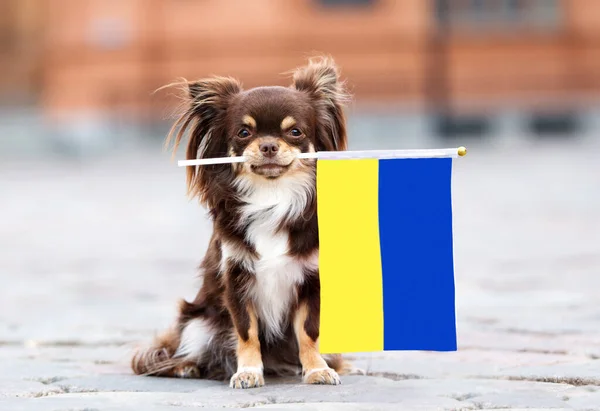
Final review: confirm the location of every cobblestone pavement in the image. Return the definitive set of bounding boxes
[1,138,600,410]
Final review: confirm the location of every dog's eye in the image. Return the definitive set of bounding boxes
[237,129,251,139]
[290,128,302,137]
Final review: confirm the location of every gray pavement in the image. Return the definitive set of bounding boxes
[1,137,600,410]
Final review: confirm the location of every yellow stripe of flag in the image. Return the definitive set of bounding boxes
[316,159,384,354]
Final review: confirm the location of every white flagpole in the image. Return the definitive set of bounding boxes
[177,147,467,167]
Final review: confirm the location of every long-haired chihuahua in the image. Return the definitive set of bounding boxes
[131,56,359,388]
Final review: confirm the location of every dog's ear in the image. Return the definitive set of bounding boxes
[165,76,242,204]
[291,56,350,151]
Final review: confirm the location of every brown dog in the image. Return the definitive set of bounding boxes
[131,56,359,388]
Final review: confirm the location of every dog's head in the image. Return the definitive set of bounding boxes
[166,56,349,208]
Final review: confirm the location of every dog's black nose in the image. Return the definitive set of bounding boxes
[259,142,279,157]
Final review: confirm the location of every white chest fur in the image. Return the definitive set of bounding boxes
[247,225,305,341]
[232,173,314,342]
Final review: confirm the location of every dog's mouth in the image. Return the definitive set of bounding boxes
[250,161,293,178]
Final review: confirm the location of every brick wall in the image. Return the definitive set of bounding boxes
[3,0,599,119]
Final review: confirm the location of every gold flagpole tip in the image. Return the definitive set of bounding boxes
[457,146,467,157]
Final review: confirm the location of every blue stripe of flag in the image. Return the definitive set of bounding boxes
[378,158,457,351]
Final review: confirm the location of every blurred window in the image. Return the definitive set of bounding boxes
[435,0,562,32]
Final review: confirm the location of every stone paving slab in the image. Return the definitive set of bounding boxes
[2,140,600,410]
[0,377,594,410]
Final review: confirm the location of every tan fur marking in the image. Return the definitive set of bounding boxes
[242,115,257,129]
[293,303,328,373]
[236,305,263,369]
[280,116,296,130]
[173,362,201,378]
[131,326,183,377]
[242,139,262,161]
[230,305,265,388]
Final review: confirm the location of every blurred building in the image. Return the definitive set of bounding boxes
[2,0,600,139]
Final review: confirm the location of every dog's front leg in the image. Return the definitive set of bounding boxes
[225,263,264,389]
[293,274,341,385]
[229,305,264,389]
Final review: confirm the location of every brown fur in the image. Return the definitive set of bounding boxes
[131,56,360,387]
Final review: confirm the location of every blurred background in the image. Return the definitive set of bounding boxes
[2,0,600,157]
[1,0,599,379]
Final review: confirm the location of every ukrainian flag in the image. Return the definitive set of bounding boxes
[317,156,457,354]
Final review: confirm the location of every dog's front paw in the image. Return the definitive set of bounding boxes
[303,367,341,385]
[229,367,265,389]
